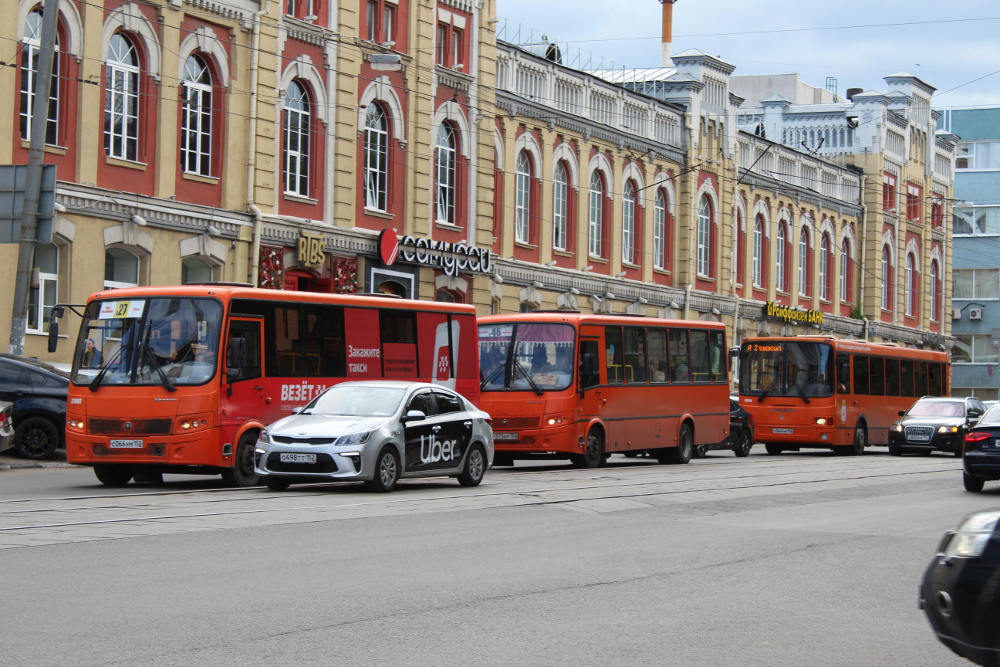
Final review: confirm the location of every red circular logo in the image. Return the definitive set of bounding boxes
[378,228,399,266]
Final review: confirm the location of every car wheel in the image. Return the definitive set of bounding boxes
[693,443,708,459]
[571,429,606,469]
[93,464,132,487]
[365,447,400,492]
[733,429,753,457]
[764,443,783,455]
[264,476,291,491]
[221,433,261,488]
[12,416,60,460]
[658,425,693,464]
[458,444,487,487]
[964,472,985,493]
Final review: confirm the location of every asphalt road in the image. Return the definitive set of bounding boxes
[0,450,989,666]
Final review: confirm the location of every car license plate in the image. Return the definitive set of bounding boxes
[279,453,316,464]
[109,439,144,449]
[907,435,931,443]
[493,432,519,441]
[772,428,794,435]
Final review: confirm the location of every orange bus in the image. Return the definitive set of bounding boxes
[48,285,479,486]
[478,313,730,467]
[737,336,950,455]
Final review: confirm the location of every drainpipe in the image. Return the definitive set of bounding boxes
[249,204,263,286]
[246,0,270,285]
[858,174,867,320]
[683,283,692,320]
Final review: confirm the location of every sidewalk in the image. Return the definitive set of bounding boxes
[0,449,80,470]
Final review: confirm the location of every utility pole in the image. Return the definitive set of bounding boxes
[8,0,59,356]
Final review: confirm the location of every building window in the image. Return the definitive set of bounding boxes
[881,246,893,311]
[930,260,940,321]
[515,151,531,244]
[798,228,810,296]
[955,141,1000,171]
[180,56,212,177]
[436,24,447,65]
[906,183,922,222]
[26,243,57,333]
[436,23,464,68]
[953,269,1000,299]
[451,29,463,68]
[931,196,944,228]
[553,161,568,251]
[435,123,457,225]
[697,196,711,277]
[905,254,917,317]
[735,212,745,285]
[435,289,458,303]
[283,81,311,197]
[20,10,59,145]
[882,172,897,212]
[588,172,604,258]
[953,206,1000,235]
[105,33,140,162]
[953,335,1000,364]
[363,104,388,211]
[105,248,139,289]
[776,222,788,293]
[840,239,852,303]
[182,257,213,284]
[752,216,764,288]
[519,302,535,313]
[622,181,636,265]
[819,233,831,301]
[653,189,667,269]
[365,0,395,43]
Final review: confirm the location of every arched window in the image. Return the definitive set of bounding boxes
[435,289,457,303]
[840,238,852,303]
[653,189,667,269]
[363,104,389,211]
[283,81,311,196]
[697,196,711,277]
[736,211,746,285]
[622,181,636,264]
[553,161,568,251]
[515,150,531,243]
[905,254,916,317]
[588,172,604,257]
[752,216,763,287]
[105,248,139,290]
[881,246,893,311]
[181,257,213,284]
[435,123,457,224]
[105,33,140,161]
[27,243,58,333]
[819,233,831,301]
[20,9,59,144]
[798,227,810,296]
[180,55,212,176]
[776,222,788,293]
[930,260,940,321]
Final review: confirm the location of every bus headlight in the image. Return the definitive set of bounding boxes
[814,418,829,426]
[66,419,85,430]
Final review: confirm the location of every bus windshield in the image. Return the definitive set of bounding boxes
[478,322,575,392]
[72,297,223,388]
[740,341,835,399]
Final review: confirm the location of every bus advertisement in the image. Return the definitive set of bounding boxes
[737,336,950,455]
[49,285,478,486]
[478,313,730,467]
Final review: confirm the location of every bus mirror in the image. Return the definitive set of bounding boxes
[227,336,246,381]
[46,306,64,353]
[729,347,739,362]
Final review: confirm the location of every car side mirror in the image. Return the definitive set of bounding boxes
[898,410,906,416]
[292,407,304,415]
[401,410,425,424]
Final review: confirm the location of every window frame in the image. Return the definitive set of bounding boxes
[696,196,712,278]
[104,32,141,162]
[435,123,458,226]
[621,180,636,265]
[20,9,60,146]
[363,103,389,212]
[515,150,532,244]
[653,188,667,270]
[553,161,568,252]
[588,171,605,258]
[26,243,58,334]
[180,55,213,177]
[283,80,311,197]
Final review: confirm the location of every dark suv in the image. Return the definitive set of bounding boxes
[889,396,986,457]
[0,354,69,459]
[693,398,755,458]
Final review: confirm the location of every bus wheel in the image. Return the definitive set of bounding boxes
[458,444,487,487]
[964,473,985,493]
[365,447,400,492]
[222,433,261,488]
[764,443,783,455]
[93,464,132,487]
[847,423,867,455]
[659,425,693,464]
[571,430,606,468]
[733,429,753,457]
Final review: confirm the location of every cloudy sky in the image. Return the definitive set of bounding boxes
[496,0,1000,110]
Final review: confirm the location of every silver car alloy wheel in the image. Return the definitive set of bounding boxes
[379,451,397,487]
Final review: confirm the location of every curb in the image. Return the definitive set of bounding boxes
[0,460,82,470]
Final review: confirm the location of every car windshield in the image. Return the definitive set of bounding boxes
[740,341,835,398]
[305,385,406,417]
[72,297,223,388]
[478,322,576,392]
[908,400,965,417]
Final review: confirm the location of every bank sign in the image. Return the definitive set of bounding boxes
[378,229,493,277]
[765,301,824,326]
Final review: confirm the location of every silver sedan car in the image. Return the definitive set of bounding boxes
[254,381,493,492]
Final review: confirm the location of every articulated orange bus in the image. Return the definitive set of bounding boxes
[478,313,730,467]
[737,336,950,455]
[49,285,478,486]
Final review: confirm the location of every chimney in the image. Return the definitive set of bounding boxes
[846,87,863,101]
[659,0,678,68]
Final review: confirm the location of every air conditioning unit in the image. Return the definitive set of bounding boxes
[970,308,984,320]
[953,308,963,320]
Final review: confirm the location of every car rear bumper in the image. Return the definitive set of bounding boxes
[922,554,1000,666]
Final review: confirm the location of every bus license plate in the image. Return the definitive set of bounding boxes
[109,439,144,449]
[280,453,316,464]
[772,428,794,435]
[493,432,519,441]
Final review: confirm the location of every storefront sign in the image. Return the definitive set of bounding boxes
[765,301,824,326]
[378,229,493,277]
[298,232,326,270]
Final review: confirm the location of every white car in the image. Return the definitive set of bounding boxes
[254,381,493,492]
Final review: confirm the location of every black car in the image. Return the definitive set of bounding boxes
[693,398,754,458]
[961,405,1000,492]
[888,396,986,457]
[921,509,1000,666]
[0,354,69,459]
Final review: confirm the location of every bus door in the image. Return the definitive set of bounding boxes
[577,333,605,434]
[223,318,266,426]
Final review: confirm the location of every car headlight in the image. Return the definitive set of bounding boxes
[938,426,959,433]
[893,423,903,432]
[335,431,371,446]
[259,429,271,444]
[945,511,1000,558]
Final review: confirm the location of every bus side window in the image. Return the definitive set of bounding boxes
[885,358,900,396]
[689,331,709,383]
[669,329,689,383]
[869,357,885,396]
[853,355,869,395]
[928,363,943,396]
[914,361,928,396]
[623,327,647,383]
[579,340,600,389]
[304,305,345,377]
[605,327,624,384]
[710,331,726,383]
[899,360,914,396]
[228,320,261,381]
[837,354,850,393]
[647,329,668,383]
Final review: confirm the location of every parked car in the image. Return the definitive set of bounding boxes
[693,398,754,458]
[921,508,1000,666]
[888,396,987,457]
[960,405,1000,492]
[255,381,494,492]
[0,354,69,459]
[0,401,14,454]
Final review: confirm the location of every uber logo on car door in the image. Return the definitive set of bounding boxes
[404,431,466,472]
